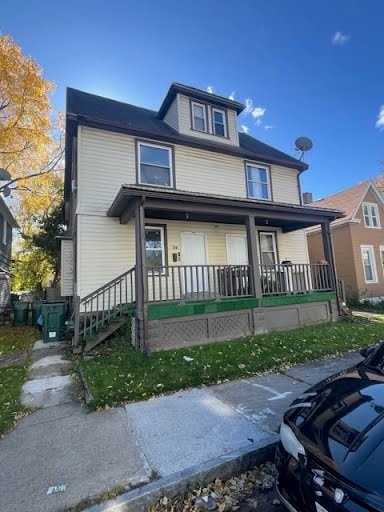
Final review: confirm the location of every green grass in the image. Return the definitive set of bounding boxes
[81,317,384,410]
[0,325,39,356]
[0,364,28,435]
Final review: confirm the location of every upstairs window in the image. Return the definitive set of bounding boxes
[362,202,380,228]
[246,164,271,200]
[191,102,207,132]
[212,108,226,137]
[138,142,173,188]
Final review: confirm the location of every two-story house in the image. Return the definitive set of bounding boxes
[306,180,384,302]
[62,83,343,352]
[0,195,17,274]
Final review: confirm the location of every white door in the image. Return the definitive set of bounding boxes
[181,233,208,293]
[226,235,248,265]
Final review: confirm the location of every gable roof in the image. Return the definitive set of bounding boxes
[66,88,307,172]
[307,180,384,228]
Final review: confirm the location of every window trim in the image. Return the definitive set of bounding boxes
[362,202,381,229]
[380,246,384,280]
[258,231,278,267]
[212,107,227,138]
[2,218,6,245]
[137,141,174,189]
[245,162,272,201]
[145,224,167,275]
[361,245,378,284]
[191,101,207,132]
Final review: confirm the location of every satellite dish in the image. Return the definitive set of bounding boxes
[295,137,313,152]
[0,168,11,181]
[2,186,11,198]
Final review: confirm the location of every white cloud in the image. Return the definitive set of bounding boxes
[376,106,384,130]
[244,98,253,113]
[255,118,263,127]
[229,91,236,100]
[206,85,214,94]
[251,107,266,119]
[264,125,274,131]
[332,31,351,46]
[241,125,249,134]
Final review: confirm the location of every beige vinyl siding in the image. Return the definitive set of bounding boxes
[77,126,301,217]
[163,97,179,131]
[60,240,74,297]
[177,94,239,146]
[272,166,300,204]
[276,229,309,264]
[77,126,136,215]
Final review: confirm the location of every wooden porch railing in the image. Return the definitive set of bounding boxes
[73,267,136,347]
[146,265,252,302]
[260,263,332,296]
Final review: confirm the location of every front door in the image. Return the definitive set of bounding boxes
[226,235,248,265]
[181,232,208,294]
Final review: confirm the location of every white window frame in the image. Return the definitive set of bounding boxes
[138,142,173,188]
[259,231,278,266]
[362,202,381,229]
[145,225,166,275]
[2,218,6,245]
[380,246,384,279]
[191,102,207,132]
[361,245,378,284]
[212,108,227,137]
[246,163,271,200]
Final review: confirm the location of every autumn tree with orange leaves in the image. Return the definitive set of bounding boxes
[0,35,64,290]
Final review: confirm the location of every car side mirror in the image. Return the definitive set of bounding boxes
[360,347,375,358]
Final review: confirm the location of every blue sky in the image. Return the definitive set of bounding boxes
[2,0,384,199]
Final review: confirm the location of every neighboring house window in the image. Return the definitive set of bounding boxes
[191,102,207,132]
[138,142,173,188]
[380,246,384,278]
[361,245,378,283]
[362,202,380,228]
[212,108,226,137]
[145,226,166,273]
[2,218,6,245]
[259,232,277,266]
[246,164,271,200]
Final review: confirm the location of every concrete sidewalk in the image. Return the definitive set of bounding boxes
[0,344,362,512]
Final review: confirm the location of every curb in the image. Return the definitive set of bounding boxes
[76,364,94,404]
[85,435,279,512]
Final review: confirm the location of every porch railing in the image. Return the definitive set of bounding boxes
[147,265,252,302]
[260,263,332,296]
[74,266,136,347]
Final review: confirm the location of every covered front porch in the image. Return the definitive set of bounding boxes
[103,185,343,351]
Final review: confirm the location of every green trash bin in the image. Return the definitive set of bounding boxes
[13,301,29,326]
[31,301,43,326]
[41,302,67,342]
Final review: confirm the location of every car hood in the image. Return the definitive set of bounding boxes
[285,364,384,495]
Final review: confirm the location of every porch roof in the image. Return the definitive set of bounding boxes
[107,185,345,233]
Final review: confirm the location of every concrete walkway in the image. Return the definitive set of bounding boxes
[0,343,363,512]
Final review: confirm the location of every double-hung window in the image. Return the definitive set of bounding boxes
[192,102,207,132]
[361,245,378,283]
[145,226,166,273]
[212,108,226,137]
[362,202,380,228]
[259,232,278,266]
[138,142,173,188]
[380,246,384,279]
[246,164,271,200]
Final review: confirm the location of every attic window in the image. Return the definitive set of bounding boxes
[138,142,173,188]
[362,202,380,228]
[212,108,226,137]
[191,102,207,132]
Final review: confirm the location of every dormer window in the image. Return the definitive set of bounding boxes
[362,202,380,228]
[212,108,226,137]
[191,102,207,132]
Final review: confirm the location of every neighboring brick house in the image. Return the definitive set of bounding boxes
[306,180,384,302]
[62,83,343,352]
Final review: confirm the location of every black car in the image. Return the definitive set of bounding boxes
[276,344,384,512]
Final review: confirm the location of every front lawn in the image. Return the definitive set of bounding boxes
[81,318,384,409]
